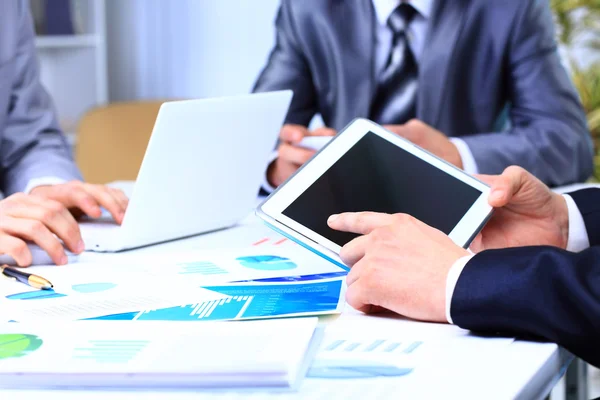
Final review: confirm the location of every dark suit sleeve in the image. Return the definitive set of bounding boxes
[451,246,600,368]
[460,0,593,186]
[569,189,600,246]
[252,0,318,127]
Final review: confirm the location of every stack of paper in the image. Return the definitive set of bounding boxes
[0,318,321,389]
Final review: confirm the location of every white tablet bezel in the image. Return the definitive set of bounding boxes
[258,118,493,266]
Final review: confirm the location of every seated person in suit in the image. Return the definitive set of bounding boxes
[254,0,593,189]
[0,1,128,266]
[327,166,600,367]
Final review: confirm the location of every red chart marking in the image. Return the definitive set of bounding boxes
[252,238,270,246]
[274,238,288,245]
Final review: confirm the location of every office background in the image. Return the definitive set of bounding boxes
[106,0,280,101]
[34,0,599,179]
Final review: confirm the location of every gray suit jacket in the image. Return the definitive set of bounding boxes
[254,0,594,186]
[0,1,81,195]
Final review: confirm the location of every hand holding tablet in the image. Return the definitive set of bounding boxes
[268,126,336,187]
[297,136,333,152]
[257,119,493,268]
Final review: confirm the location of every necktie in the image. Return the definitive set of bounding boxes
[369,3,419,125]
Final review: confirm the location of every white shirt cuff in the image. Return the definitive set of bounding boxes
[445,254,474,324]
[450,138,479,175]
[563,194,590,252]
[261,151,279,194]
[24,177,67,194]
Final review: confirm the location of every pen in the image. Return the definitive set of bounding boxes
[0,265,53,290]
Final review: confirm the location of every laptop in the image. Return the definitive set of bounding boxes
[79,91,293,252]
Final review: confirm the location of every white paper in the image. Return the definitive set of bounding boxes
[80,246,347,286]
[0,318,319,389]
[0,264,228,321]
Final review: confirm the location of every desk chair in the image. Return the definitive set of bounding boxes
[75,101,167,184]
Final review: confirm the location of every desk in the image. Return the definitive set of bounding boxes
[0,206,574,400]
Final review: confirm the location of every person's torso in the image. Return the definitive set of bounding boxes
[287,0,523,134]
[0,2,22,139]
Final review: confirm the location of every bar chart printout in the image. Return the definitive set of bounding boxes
[308,337,424,379]
[99,278,346,321]
[72,340,150,364]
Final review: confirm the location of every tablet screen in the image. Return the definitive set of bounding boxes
[282,132,482,246]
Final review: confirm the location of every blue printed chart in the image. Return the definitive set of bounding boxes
[307,338,423,379]
[72,340,150,364]
[143,248,347,285]
[177,262,228,276]
[234,271,348,283]
[6,290,67,301]
[72,283,117,293]
[308,359,414,379]
[236,255,297,271]
[88,279,344,321]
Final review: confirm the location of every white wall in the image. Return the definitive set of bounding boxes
[106,0,281,101]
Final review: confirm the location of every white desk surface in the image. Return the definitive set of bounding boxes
[2,181,587,400]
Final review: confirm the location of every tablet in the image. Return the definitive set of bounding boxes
[257,118,493,268]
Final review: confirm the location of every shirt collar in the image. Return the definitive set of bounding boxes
[372,0,433,26]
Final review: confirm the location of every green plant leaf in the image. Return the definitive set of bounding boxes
[589,108,600,132]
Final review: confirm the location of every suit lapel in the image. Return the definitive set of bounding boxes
[418,0,470,126]
[330,0,377,120]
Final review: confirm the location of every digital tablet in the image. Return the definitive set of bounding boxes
[257,118,493,269]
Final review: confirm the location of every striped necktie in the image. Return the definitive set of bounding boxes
[370,3,419,125]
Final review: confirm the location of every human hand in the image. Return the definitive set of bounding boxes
[267,124,336,187]
[328,212,468,322]
[470,166,569,252]
[0,193,84,266]
[384,120,463,169]
[30,181,129,224]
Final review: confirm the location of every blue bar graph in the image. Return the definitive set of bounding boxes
[233,271,348,283]
[384,342,401,352]
[320,339,420,355]
[365,340,385,352]
[325,340,346,351]
[110,279,344,321]
[345,343,360,351]
[403,341,423,354]
[134,297,249,321]
[72,340,149,364]
[203,280,343,319]
[178,262,227,275]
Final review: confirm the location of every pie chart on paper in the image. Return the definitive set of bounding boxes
[6,290,67,300]
[0,334,43,360]
[236,255,297,271]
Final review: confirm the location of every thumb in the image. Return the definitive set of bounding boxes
[487,167,527,208]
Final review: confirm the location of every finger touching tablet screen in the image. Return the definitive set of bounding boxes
[257,119,493,268]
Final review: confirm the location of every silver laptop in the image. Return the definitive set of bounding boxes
[79,91,292,252]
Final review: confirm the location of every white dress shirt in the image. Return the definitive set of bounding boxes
[23,177,67,194]
[372,0,479,175]
[263,0,478,192]
[445,194,591,323]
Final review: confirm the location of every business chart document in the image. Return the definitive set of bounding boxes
[0,246,347,322]
[0,314,515,399]
[89,246,347,285]
[0,319,321,389]
[0,265,228,321]
[90,277,346,321]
